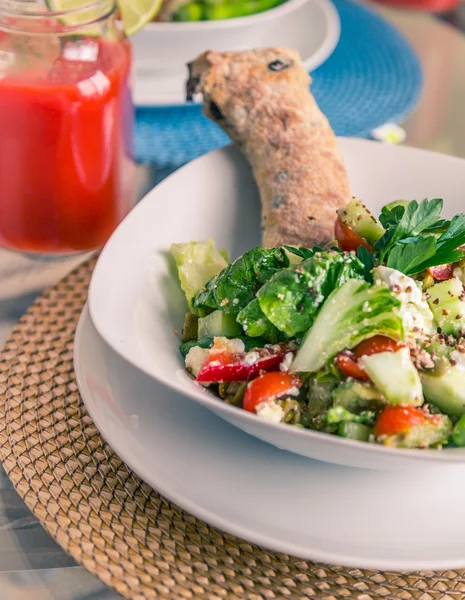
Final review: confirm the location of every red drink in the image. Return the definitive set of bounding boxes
[0,16,135,254]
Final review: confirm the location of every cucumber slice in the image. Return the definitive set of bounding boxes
[337,198,385,246]
[332,380,385,413]
[427,278,465,335]
[421,367,465,418]
[338,421,371,442]
[381,417,452,449]
[362,347,424,407]
[383,200,411,212]
[197,310,242,339]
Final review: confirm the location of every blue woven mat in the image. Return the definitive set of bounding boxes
[134,0,422,168]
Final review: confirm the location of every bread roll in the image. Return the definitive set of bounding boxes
[187,48,351,248]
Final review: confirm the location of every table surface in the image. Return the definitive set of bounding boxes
[1,5,465,598]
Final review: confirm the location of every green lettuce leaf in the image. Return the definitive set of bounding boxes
[193,247,289,313]
[256,251,365,337]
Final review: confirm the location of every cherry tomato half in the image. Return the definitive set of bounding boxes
[373,406,427,437]
[243,372,301,413]
[334,216,374,253]
[335,353,369,381]
[353,335,403,359]
[335,336,403,381]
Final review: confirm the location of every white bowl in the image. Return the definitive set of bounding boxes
[89,138,465,470]
[131,0,340,105]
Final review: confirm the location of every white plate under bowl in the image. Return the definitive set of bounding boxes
[132,0,340,106]
[88,138,465,470]
[75,305,465,570]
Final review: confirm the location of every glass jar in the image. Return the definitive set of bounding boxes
[0,0,135,255]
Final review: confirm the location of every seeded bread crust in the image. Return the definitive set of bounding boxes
[187,48,351,248]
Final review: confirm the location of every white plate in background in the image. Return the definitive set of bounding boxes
[132,0,340,106]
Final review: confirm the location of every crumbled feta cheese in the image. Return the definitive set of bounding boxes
[279,352,294,372]
[185,346,209,378]
[213,337,245,354]
[256,400,285,424]
[244,351,260,366]
[232,298,239,305]
[287,386,301,397]
[373,266,434,336]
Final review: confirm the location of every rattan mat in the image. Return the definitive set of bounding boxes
[0,258,464,600]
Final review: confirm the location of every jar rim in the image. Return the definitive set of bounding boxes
[0,0,117,33]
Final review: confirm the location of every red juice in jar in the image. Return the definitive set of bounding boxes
[0,21,135,254]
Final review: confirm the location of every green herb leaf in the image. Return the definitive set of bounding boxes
[436,214,465,252]
[387,213,465,274]
[414,249,464,274]
[284,246,321,260]
[376,199,443,264]
[386,236,437,274]
[356,246,375,282]
[379,204,406,228]
[395,198,443,240]
[423,219,450,233]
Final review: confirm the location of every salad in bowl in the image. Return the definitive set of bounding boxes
[172,197,465,451]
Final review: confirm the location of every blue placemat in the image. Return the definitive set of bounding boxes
[134,0,422,169]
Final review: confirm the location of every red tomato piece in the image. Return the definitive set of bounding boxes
[335,352,369,381]
[334,216,374,253]
[196,344,292,383]
[243,372,301,413]
[353,335,403,359]
[335,336,403,381]
[373,406,427,437]
[427,264,455,281]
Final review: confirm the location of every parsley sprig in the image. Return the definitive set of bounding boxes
[372,199,465,276]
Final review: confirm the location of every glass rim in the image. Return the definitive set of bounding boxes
[0,0,117,33]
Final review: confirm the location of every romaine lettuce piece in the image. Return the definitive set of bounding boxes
[257,250,365,337]
[291,279,403,373]
[171,239,228,308]
[193,247,289,314]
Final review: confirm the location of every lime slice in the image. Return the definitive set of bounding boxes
[45,0,162,37]
[118,0,163,35]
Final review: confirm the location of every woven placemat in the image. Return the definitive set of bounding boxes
[0,259,464,600]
